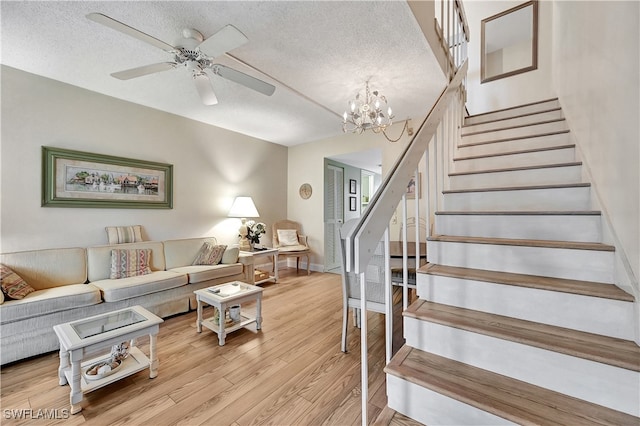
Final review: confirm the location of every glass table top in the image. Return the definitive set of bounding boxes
[71,309,146,339]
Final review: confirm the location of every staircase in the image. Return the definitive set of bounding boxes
[384,99,640,425]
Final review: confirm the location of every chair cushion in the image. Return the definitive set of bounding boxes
[0,284,102,323]
[278,245,309,253]
[105,225,144,244]
[277,229,299,246]
[91,271,187,302]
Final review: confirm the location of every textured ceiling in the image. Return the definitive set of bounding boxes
[1,1,445,146]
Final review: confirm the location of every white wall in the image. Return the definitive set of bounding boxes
[287,128,411,270]
[0,66,287,252]
[551,1,639,286]
[464,0,556,114]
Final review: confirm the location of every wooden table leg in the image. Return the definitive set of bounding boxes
[69,350,83,414]
[58,348,69,386]
[256,295,262,330]
[149,333,159,379]
[196,296,203,333]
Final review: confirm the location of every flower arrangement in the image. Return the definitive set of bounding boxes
[245,220,266,244]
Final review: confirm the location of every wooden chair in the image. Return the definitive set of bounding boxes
[390,216,427,289]
[338,219,389,353]
[271,220,311,275]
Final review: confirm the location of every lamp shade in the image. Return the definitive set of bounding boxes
[228,196,260,218]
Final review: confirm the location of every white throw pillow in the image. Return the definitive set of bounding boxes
[277,229,299,247]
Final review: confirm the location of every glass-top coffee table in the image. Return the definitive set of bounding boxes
[53,305,163,414]
[194,281,263,346]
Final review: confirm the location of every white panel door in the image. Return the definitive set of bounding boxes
[324,164,344,272]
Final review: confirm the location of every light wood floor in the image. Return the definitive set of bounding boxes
[0,269,421,426]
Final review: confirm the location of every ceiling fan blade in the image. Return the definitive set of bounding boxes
[193,73,218,105]
[197,25,249,58]
[213,64,275,96]
[87,12,176,53]
[111,62,177,80]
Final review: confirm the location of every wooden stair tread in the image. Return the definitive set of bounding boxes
[420,263,633,302]
[449,161,582,177]
[385,345,640,425]
[464,98,559,121]
[443,182,590,194]
[462,118,566,137]
[405,300,640,371]
[454,144,575,162]
[462,106,562,128]
[458,129,570,148]
[427,234,615,252]
[435,210,601,216]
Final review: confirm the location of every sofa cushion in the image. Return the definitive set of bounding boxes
[105,225,144,244]
[192,243,226,265]
[0,264,35,299]
[163,237,217,269]
[0,284,102,324]
[0,248,87,290]
[91,271,187,302]
[87,241,165,282]
[110,249,152,279]
[168,263,243,284]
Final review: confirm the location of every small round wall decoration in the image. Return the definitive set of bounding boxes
[299,183,312,199]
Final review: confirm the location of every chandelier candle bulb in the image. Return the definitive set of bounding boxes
[342,81,395,134]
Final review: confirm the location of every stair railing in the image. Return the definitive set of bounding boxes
[342,61,467,425]
[341,3,469,423]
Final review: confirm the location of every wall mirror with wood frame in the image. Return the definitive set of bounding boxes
[481,0,538,83]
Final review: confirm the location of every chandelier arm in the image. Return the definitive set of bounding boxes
[381,121,408,143]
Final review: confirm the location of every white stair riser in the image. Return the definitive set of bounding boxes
[453,147,575,173]
[462,109,564,135]
[465,100,561,126]
[461,121,568,145]
[458,132,570,157]
[434,213,601,242]
[417,275,635,340]
[443,186,592,211]
[427,240,615,283]
[404,320,640,416]
[449,165,583,190]
[386,374,514,426]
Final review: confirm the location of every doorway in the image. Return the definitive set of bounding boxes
[324,163,344,273]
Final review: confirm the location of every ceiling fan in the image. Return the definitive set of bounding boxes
[87,13,275,105]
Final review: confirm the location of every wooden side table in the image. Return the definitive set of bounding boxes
[53,306,163,414]
[194,282,263,346]
[240,247,279,284]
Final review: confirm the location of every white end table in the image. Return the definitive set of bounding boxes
[240,247,279,284]
[53,305,163,414]
[194,281,263,346]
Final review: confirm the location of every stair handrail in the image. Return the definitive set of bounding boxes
[343,60,467,276]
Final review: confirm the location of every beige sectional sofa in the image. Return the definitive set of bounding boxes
[0,237,252,365]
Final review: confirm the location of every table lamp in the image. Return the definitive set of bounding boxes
[228,196,260,251]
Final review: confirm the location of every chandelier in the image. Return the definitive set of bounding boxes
[342,81,394,134]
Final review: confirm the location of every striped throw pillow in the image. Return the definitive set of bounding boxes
[192,243,227,265]
[106,225,144,244]
[110,249,152,279]
[0,264,35,299]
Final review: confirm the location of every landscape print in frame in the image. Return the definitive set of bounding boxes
[42,146,173,208]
